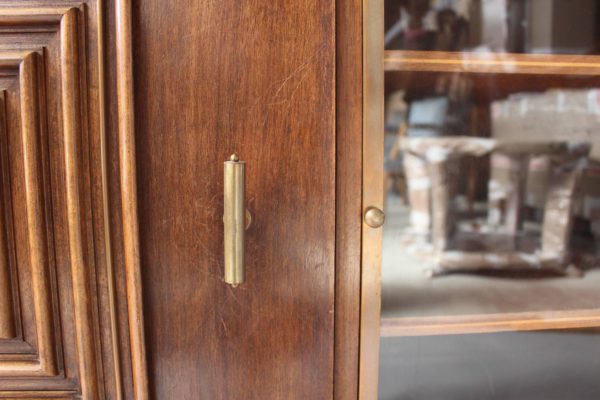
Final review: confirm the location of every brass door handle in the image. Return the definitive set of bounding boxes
[224,154,246,287]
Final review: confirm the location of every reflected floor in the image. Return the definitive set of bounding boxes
[381,194,600,319]
[379,331,600,400]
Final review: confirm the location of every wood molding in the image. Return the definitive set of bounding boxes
[0,3,128,397]
[0,390,76,399]
[97,0,124,398]
[5,52,58,377]
[385,50,600,75]
[0,46,98,381]
[115,0,149,399]
[0,90,16,341]
[381,310,600,337]
[59,8,100,398]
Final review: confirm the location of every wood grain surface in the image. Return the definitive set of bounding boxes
[132,1,336,399]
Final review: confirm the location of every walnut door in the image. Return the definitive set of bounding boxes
[128,1,341,399]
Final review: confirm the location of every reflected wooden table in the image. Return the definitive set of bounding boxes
[401,137,591,275]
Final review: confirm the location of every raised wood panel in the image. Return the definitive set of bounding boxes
[0,52,59,378]
[0,90,17,341]
[0,3,143,398]
[0,0,153,397]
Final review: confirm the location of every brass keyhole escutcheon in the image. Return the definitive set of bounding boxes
[364,207,385,228]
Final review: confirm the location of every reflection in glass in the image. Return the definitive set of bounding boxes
[385,0,600,54]
[380,4,600,398]
[382,72,600,320]
[380,329,600,400]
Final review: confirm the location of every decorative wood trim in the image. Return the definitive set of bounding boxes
[59,8,100,398]
[0,390,76,399]
[359,0,384,399]
[97,0,124,398]
[0,374,78,393]
[0,51,84,378]
[0,71,39,367]
[381,310,600,337]
[17,53,57,376]
[0,2,146,396]
[384,50,600,75]
[115,1,149,398]
[0,91,16,340]
[0,6,73,18]
[0,7,102,384]
[0,339,35,358]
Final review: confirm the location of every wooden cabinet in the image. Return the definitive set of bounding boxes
[0,0,375,399]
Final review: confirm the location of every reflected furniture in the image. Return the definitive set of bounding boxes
[401,137,591,275]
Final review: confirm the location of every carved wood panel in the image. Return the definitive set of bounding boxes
[0,2,148,398]
[0,5,97,396]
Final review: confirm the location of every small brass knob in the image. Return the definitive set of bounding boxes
[364,207,385,228]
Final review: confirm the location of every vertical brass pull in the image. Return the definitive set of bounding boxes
[224,154,245,287]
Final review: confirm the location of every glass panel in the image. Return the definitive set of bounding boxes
[385,0,600,54]
[383,70,600,324]
[380,4,600,400]
[380,329,600,400]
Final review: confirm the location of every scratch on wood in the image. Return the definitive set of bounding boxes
[220,316,229,337]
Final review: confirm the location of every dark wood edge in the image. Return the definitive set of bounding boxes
[334,0,363,399]
[114,1,149,399]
